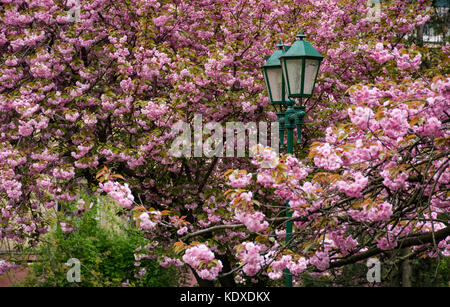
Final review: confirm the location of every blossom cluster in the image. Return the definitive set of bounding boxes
[268,255,308,280]
[234,210,269,233]
[370,42,422,71]
[99,181,135,209]
[182,244,223,280]
[235,242,265,276]
[227,170,253,188]
[138,211,162,231]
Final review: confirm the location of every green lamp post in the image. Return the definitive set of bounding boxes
[262,42,288,105]
[279,33,323,101]
[262,33,323,287]
[262,42,289,149]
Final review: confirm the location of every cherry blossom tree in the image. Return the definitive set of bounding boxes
[0,0,448,286]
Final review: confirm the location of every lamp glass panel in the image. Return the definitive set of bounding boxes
[266,67,283,102]
[285,59,303,96]
[303,59,320,95]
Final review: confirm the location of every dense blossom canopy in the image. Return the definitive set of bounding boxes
[0,0,448,286]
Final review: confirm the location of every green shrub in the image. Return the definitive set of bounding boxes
[18,193,179,287]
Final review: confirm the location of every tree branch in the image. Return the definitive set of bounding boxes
[327,226,450,270]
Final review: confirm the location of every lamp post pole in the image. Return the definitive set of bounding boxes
[262,33,322,288]
[281,101,306,287]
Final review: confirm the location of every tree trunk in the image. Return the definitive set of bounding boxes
[401,248,413,287]
[417,24,424,47]
[218,255,237,287]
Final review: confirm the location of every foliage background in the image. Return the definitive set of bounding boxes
[17,192,179,287]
